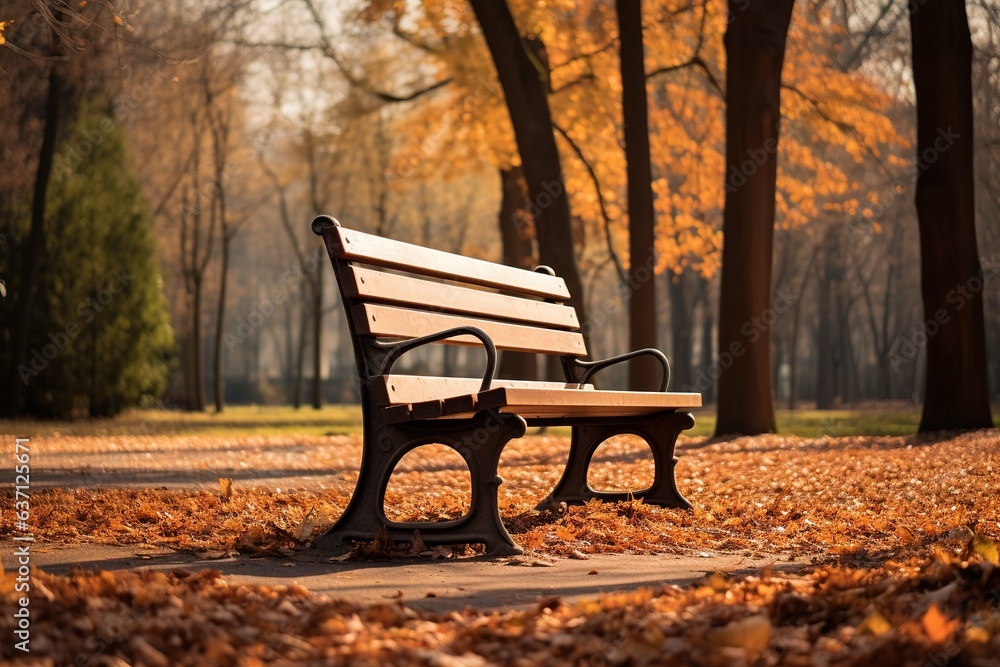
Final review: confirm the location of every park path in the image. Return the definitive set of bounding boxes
[3,541,783,613]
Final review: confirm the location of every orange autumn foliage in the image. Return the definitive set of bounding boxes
[360,0,908,279]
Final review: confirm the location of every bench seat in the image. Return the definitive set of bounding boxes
[375,376,702,422]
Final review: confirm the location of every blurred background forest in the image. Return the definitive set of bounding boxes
[1,0,998,421]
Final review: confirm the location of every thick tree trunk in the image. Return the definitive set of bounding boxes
[909,0,992,431]
[498,166,539,380]
[714,0,794,435]
[6,62,63,417]
[469,0,588,345]
[617,0,658,390]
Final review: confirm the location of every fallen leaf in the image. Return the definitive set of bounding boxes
[708,614,772,658]
[972,534,999,565]
[857,611,892,635]
[922,603,959,643]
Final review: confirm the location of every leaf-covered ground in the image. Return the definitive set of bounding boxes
[3,546,1000,666]
[3,430,998,562]
[2,429,999,665]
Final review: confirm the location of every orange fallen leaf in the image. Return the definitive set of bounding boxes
[922,603,958,643]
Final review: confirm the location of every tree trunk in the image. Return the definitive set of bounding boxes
[668,273,693,390]
[283,298,294,402]
[714,0,795,435]
[469,0,588,345]
[498,166,539,380]
[191,280,205,411]
[699,294,715,402]
[772,335,784,405]
[617,0,658,390]
[293,298,307,409]
[787,243,820,410]
[909,0,992,431]
[815,231,838,409]
[213,237,230,412]
[6,60,63,417]
[837,283,858,403]
[312,266,324,409]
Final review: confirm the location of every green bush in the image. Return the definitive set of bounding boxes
[1,101,174,417]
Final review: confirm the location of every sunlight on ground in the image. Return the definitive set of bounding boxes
[1,415,998,665]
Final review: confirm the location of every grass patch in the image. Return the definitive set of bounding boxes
[0,404,364,438]
[1,404,996,439]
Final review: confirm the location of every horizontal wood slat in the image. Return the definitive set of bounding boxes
[352,304,588,356]
[371,375,594,406]
[342,266,580,330]
[476,387,702,411]
[328,227,570,300]
[442,407,686,420]
[384,387,700,422]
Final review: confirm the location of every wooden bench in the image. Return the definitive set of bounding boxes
[312,216,701,556]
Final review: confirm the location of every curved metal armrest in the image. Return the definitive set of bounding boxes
[571,348,671,392]
[376,326,498,393]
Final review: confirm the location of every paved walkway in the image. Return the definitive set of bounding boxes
[5,542,786,612]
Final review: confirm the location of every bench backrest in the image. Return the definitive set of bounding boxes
[313,218,588,385]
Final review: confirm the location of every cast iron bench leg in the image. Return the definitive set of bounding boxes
[536,410,694,510]
[315,410,527,557]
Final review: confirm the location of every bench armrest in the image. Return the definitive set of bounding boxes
[570,348,671,392]
[376,326,498,393]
